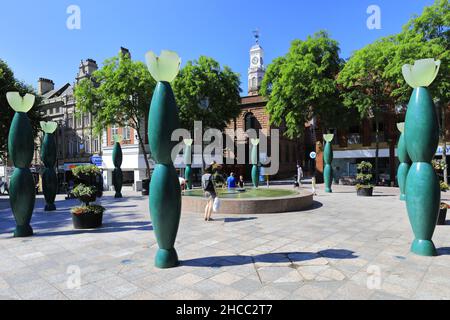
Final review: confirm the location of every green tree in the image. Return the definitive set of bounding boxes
[339,0,449,183]
[0,59,41,163]
[74,52,156,175]
[260,31,345,139]
[173,56,241,131]
[337,37,397,183]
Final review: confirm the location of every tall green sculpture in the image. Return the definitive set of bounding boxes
[6,92,36,237]
[40,121,58,211]
[112,135,123,198]
[251,139,260,188]
[402,58,441,256]
[396,123,411,201]
[184,139,193,190]
[145,50,182,268]
[323,134,334,193]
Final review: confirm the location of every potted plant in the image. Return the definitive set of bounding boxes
[356,161,374,197]
[433,159,448,225]
[70,166,105,229]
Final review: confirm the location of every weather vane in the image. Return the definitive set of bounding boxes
[253,29,260,44]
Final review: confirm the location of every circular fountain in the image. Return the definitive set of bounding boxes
[182,188,313,214]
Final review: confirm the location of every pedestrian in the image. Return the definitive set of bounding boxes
[238,175,245,189]
[297,164,303,186]
[202,166,217,221]
[227,172,237,189]
[312,176,317,195]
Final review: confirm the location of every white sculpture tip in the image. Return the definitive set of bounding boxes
[6,92,35,113]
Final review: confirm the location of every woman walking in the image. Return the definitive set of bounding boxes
[202,166,217,221]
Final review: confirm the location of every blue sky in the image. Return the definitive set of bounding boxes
[0,0,435,94]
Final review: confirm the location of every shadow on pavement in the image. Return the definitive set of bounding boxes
[180,249,358,268]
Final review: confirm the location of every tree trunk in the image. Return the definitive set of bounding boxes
[134,125,151,178]
[442,105,448,184]
[374,117,380,185]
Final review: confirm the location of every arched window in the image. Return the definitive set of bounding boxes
[251,77,257,89]
[245,112,256,131]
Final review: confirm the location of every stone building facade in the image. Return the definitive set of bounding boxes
[36,59,102,187]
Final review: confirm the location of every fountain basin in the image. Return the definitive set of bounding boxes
[182,188,313,214]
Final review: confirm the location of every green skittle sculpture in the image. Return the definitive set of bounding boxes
[6,92,36,237]
[40,121,58,211]
[396,123,411,201]
[323,134,334,193]
[402,58,441,256]
[112,135,123,198]
[145,50,182,268]
[251,139,260,188]
[184,139,193,190]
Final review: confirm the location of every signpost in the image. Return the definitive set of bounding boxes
[91,156,103,168]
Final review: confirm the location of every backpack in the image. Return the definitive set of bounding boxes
[203,174,215,192]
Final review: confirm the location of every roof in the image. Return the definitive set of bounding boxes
[41,83,73,102]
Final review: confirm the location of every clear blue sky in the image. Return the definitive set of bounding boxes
[0,0,435,94]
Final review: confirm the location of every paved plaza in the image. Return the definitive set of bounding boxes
[0,185,450,300]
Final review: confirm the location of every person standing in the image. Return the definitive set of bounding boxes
[227,172,237,189]
[202,166,217,221]
[297,165,303,186]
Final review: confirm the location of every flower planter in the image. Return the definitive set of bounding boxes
[357,187,373,197]
[79,194,97,204]
[72,212,103,229]
[437,208,447,225]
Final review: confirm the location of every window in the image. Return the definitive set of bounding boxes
[84,113,90,126]
[67,114,74,128]
[123,125,131,141]
[85,136,91,153]
[68,140,73,156]
[93,138,99,153]
[111,125,119,143]
[77,116,82,128]
[251,77,257,89]
[245,113,256,131]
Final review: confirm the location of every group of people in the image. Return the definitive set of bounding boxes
[225,172,245,190]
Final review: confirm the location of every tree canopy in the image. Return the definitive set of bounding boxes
[260,31,345,138]
[74,52,156,173]
[0,59,41,163]
[173,56,241,131]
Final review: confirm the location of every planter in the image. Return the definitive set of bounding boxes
[79,194,97,204]
[72,212,103,229]
[357,187,373,197]
[438,208,447,225]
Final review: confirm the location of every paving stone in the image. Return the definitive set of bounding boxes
[1,187,449,300]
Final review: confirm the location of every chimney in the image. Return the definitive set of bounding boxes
[120,47,131,59]
[38,78,54,95]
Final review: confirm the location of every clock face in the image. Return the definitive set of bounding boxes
[252,57,259,65]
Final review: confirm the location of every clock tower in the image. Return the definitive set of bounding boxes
[248,30,265,96]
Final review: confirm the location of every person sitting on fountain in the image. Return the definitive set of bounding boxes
[227,172,237,189]
[238,175,245,189]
